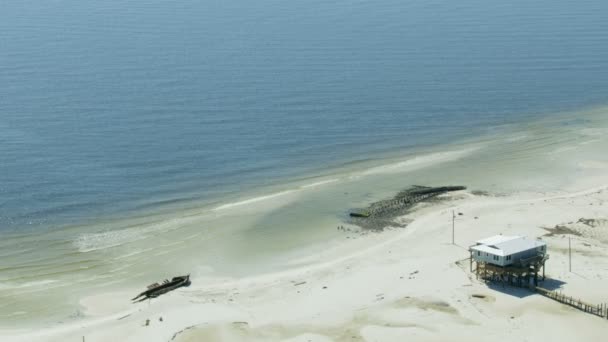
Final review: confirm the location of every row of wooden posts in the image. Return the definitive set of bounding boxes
[535,287,608,320]
[365,192,441,217]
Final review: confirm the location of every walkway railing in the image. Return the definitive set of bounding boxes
[535,286,608,319]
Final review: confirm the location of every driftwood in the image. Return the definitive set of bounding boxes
[132,275,191,302]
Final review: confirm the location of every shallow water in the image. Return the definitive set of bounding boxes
[1,0,608,328]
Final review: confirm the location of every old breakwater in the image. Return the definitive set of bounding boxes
[348,186,466,230]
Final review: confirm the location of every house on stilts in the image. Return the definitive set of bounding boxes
[469,235,549,287]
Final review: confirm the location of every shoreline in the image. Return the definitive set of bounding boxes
[2,106,608,336]
[5,180,608,341]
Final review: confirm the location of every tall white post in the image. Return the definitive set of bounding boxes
[452,210,455,245]
[569,237,572,272]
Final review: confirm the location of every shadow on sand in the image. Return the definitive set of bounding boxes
[486,278,566,298]
[539,278,567,291]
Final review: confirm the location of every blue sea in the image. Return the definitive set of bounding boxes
[1,0,608,326]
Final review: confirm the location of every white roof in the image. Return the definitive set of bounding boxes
[472,244,504,255]
[475,235,520,246]
[471,235,545,256]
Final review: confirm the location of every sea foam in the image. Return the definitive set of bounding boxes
[73,215,199,253]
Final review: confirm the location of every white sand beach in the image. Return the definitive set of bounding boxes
[5,174,608,341]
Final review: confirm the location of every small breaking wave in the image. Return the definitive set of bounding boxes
[0,279,58,290]
[357,147,480,177]
[212,178,340,212]
[74,229,147,253]
[212,190,297,211]
[73,215,200,253]
[300,179,339,189]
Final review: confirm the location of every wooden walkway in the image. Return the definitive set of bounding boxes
[535,286,608,320]
[468,257,608,321]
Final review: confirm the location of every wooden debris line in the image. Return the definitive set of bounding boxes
[367,186,466,216]
[349,185,466,230]
[535,287,608,320]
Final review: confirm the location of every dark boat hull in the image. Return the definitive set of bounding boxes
[132,275,190,302]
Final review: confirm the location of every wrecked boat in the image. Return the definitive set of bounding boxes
[132,275,191,302]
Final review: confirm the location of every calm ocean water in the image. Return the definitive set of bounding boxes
[2,0,608,232]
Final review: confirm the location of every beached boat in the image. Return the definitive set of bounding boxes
[132,275,191,302]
